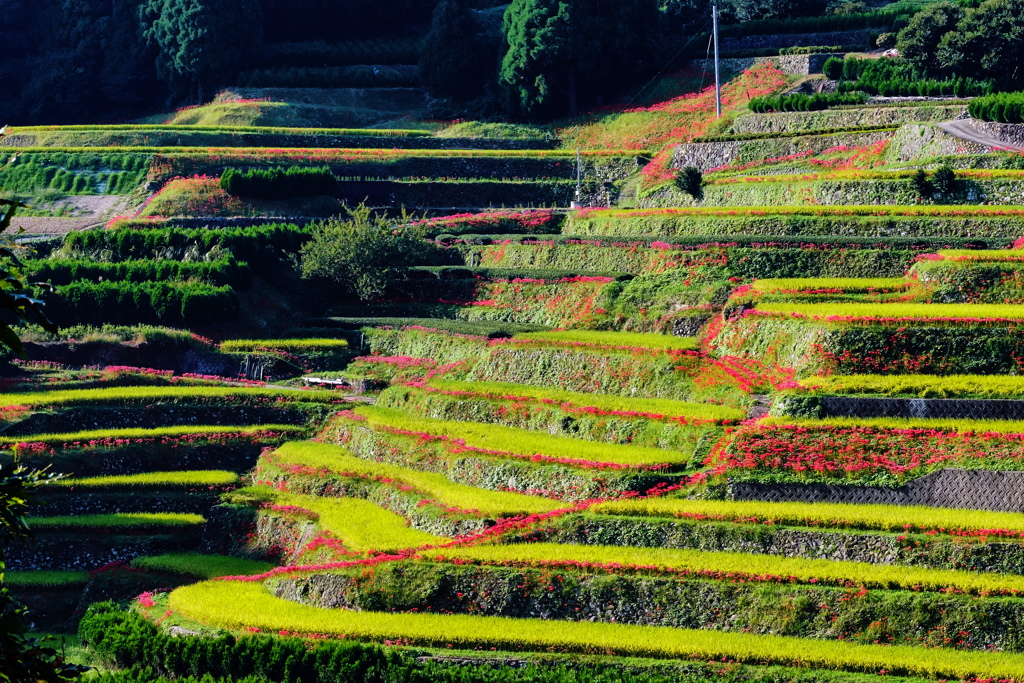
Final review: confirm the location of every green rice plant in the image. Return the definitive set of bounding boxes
[513,330,698,352]
[168,580,1024,680]
[0,386,336,409]
[27,512,205,530]
[763,415,1024,434]
[220,339,349,352]
[755,302,1024,320]
[419,542,1024,594]
[52,470,239,489]
[0,424,305,447]
[425,379,743,422]
[801,374,1024,398]
[351,406,692,469]
[4,571,90,587]
[269,441,561,516]
[751,278,911,293]
[269,491,445,553]
[130,553,273,579]
[592,497,1024,535]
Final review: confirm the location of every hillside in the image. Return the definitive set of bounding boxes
[11,1,1024,682]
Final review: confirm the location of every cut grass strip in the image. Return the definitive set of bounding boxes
[52,470,239,488]
[514,330,698,352]
[419,542,1024,594]
[592,497,1024,536]
[220,339,349,353]
[269,491,446,553]
[131,553,273,579]
[4,571,90,588]
[801,374,1024,398]
[0,386,337,408]
[270,441,561,517]
[352,406,692,469]
[425,379,743,422]
[0,424,304,447]
[27,512,205,530]
[755,302,1024,320]
[750,278,910,293]
[169,580,1024,680]
[762,415,1024,434]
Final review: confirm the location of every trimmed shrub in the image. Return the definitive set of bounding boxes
[219,166,337,199]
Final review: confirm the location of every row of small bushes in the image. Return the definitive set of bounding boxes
[455,233,1003,250]
[713,45,858,59]
[825,56,993,97]
[63,223,314,268]
[748,92,868,113]
[239,66,418,89]
[718,8,911,37]
[9,152,150,171]
[43,281,239,327]
[219,166,337,199]
[968,93,1024,123]
[24,257,252,289]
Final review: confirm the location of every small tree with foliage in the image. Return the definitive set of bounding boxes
[911,169,932,198]
[931,164,956,195]
[675,166,704,198]
[299,205,437,301]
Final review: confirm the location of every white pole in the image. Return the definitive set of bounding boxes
[713,5,722,118]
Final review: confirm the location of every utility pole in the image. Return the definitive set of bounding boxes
[571,147,583,208]
[713,4,722,118]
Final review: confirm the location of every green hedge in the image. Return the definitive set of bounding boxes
[220,166,337,199]
[968,92,1024,123]
[0,152,149,195]
[718,8,911,36]
[62,223,313,269]
[835,57,992,97]
[25,258,252,289]
[44,281,239,326]
[749,93,868,114]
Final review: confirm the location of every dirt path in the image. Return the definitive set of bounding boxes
[937,119,1024,152]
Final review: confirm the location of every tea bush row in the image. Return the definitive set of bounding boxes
[219,166,337,199]
[44,281,239,327]
[25,257,251,289]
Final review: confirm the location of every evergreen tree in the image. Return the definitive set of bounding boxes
[499,0,656,119]
[140,0,263,103]
[420,0,495,101]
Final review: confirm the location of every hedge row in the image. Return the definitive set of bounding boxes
[968,92,1024,124]
[829,56,992,97]
[220,166,337,199]
[25,258,252,289]
[748,93,868,113]
[717,8,911,37]
[63,224,313,268]
[44,281,239,326]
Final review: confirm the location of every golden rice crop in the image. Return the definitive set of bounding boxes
[270,441,561,516]
[168,580,1024,680]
